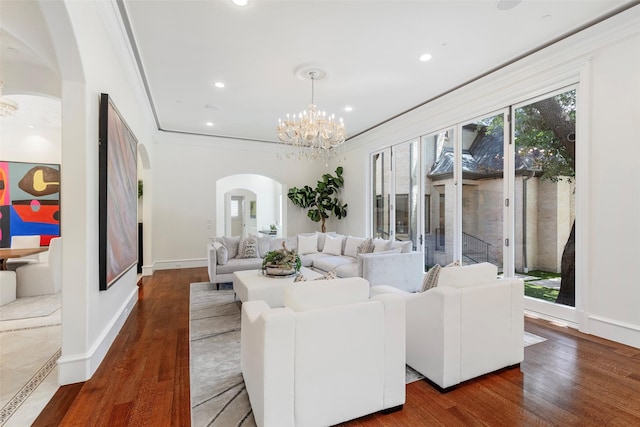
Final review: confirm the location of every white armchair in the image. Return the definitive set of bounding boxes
[15,237,62,297]
[372,262,524,391]
[241,278,406,427]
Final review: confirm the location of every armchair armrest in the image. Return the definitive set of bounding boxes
[241,302,295,427]
[371,294,406,409]
[370,285,411,297]
[206,243,218,283]
[405,287,462,389]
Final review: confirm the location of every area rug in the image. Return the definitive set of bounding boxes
[189,283,547,427]
[0,293,61,321]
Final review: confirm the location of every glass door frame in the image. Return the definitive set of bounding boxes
[370,139,424,257]
[511,85,580,326]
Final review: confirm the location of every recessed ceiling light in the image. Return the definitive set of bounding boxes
[27,125,35,129]
[214,82,225,88]
[206,122,214,127]
[344,106,353,112]
[232,0,248,6]
[496,0,522,11]
[419,53,432,62]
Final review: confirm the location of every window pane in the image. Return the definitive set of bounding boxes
[514,89,576,307]
[423,130,453,267]
[394,141,419,249]
[461,114,505,269]
[372,150,391,239]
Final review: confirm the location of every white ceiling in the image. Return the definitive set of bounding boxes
[121,0,634,144]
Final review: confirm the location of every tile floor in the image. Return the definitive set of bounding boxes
[0,300,61,426]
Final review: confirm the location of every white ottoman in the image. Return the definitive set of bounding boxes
[233,267,322,307]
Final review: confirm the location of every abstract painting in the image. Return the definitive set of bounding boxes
[0,161,60,248]
[99,93,138,290]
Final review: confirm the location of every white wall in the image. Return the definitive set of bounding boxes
[216,174,282,237]
[334,7,640,348]
[149,131,328,270]
[32,0,156,384]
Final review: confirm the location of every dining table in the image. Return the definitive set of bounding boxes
[0,247,49,270]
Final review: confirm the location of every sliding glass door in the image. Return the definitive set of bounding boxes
[371,140,421,253]
[460,112,507,271]
[422,129,454,267]
[372,149,391,239]
[393,141,419,250]
[513,88,577,310]
[370,87,579,322]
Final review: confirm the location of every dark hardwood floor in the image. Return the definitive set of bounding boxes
[34,268,640,426]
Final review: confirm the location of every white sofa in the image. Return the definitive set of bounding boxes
[372,262,524,390]
[207,232,423,291]
[241,278,406,427]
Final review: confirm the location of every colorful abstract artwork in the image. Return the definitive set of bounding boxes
[99,93,138,291]
[0,161,60,248]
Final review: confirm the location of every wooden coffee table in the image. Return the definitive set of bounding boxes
[233,267,322,307]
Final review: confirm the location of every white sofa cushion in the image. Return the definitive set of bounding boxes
[373,238,391,252]
[315,231,336,252]
[344,236,366,258]
[391,240,412,253]
[213,242,228,265]
[298,234,318,255]
[322,234,344,255]
[312,255,355,272]
[222,236,241,259]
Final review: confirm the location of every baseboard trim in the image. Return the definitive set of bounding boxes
[585,314,640,349]
[152,258,207,271]
[57,286,138,385]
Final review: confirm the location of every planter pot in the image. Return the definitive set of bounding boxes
[264,266,296,277]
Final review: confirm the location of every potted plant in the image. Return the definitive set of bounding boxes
[287,166,348,233]
[261,241,301,276]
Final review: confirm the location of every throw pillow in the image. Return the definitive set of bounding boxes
[314,270,337,280]
[344,236,366,258]
[216,244,228,265]
[298,234,318,255]
[391,240,412,253]
[294,274,307,283]
[322,234,344,255]
[315,231,336,252]
[222,236,241,259]
[373,238,391,252]
[357,237,374,254]
[421,264,442,292]
[237,235,258,258]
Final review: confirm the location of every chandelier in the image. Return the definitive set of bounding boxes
[0,81,18,117]
[276,67,345,161]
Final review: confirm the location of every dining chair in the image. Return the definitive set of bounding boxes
[16,237,61,297]
[5,235,42,271]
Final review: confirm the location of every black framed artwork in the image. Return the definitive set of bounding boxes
[98,93,138,291]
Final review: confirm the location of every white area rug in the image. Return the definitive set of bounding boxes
[189,283,547,426]
[0,293,61,321]
[524,330,547,347]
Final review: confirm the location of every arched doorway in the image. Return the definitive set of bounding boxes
[216,174,285,238]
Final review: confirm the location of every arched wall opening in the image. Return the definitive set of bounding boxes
[216,174,285,238]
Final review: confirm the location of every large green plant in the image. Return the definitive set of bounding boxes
[287,166,348,232]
